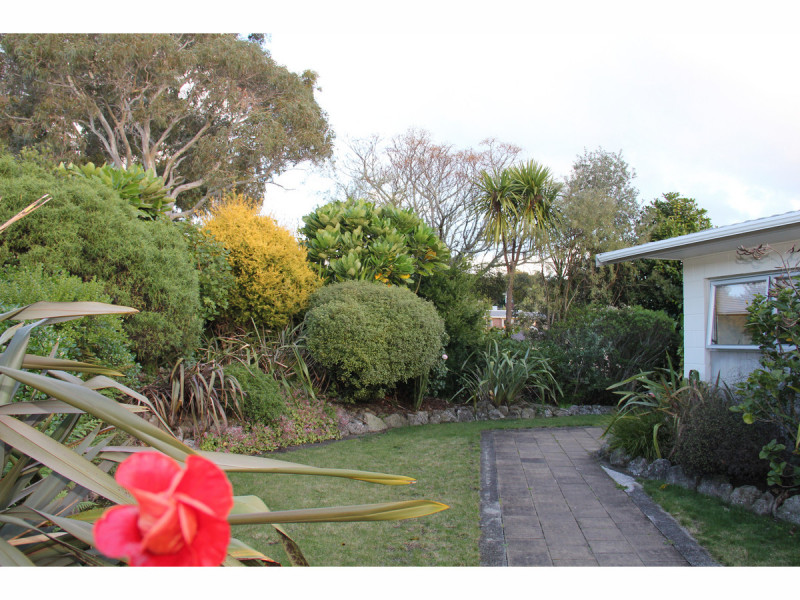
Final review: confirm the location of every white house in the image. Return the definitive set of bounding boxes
[596,210,800,384]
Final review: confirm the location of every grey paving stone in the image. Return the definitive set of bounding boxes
[595,553,646,566]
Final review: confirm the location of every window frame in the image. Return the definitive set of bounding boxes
[706,274,769,350]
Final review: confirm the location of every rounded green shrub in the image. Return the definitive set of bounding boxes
[224,362,286,425]
[304,281,447,402]
[606,410,674,462]
[0,152,202,366]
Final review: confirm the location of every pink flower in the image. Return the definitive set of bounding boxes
[442,354,448,361]
[94,452,233,566]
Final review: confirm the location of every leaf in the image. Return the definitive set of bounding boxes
[228,500,449,524]
[0,301,138,322]
[226,538,281,566]
[232,495,308,566]
[0,415,132,505]
[0,536,36,566]
[21,355,124,377]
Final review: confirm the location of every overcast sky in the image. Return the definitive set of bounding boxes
[10,1,800,236]
[253,1,800,233]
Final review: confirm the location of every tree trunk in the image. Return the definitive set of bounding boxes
[505,265,515,335]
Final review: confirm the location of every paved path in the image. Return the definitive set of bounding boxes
[480,427,716,567]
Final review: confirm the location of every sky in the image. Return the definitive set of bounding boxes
[7,1,800,235]
[248,1,800,233]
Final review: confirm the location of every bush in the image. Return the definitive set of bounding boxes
[606,410,674,462]
[417,261,488,396]
[0,264,139,379]
[202,194,321,329]
[176,221,235,326]
[674,392,776,486]
[224,362,285,425]
[304,281,447,402]
[540,304,679,404]
[0,152,202,366]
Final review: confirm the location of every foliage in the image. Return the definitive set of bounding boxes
[456,340,561,407]
[0,264,139,382]
[473,160,563,330]
[673,391,776,486]
[0,34,333,213]
[203,194,321,330]
[606,410,674,462]
[304,281,447,402]
[56,161,173,219]
[417,261,489,396]
[533,148,643,325]
[176,221,235,326]
[603,364,704,460]
[733,245,800,491]
[334,129,522,261]
[540,304,679,404]
[300,197,450,289]
[199,391,340,454]
[141,357,245,437]
[0,152,202,366]
[224,362,286,425]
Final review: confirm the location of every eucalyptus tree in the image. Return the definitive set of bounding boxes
[0,34,333,215]
[474,161,562,331]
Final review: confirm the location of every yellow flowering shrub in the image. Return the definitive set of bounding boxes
[203,194,321,328]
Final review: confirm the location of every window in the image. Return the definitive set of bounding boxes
[708,277,768,348]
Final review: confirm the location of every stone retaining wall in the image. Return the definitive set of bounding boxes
[597,445,800,527]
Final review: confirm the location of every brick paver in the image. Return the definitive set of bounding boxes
[481,427,692,567]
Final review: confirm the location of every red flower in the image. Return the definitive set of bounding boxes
[94,452,233,567]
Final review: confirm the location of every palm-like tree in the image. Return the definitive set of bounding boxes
[474,161,562,332]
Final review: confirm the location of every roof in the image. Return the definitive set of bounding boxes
[596,210,800,266]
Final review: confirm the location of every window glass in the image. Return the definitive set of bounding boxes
[711,280,767,345]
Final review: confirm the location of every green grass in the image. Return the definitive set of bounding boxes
[641,480,800,566]
[228,414,604,566]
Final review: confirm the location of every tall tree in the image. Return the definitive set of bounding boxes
[333,129,522,262]
[474,161,562,331]
[535,148,642,324]
[0,34,333,214]
[627,192,712,317]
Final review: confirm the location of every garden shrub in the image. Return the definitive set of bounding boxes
[674,392,776,486]
[0,264,140,380]
[540,304,679,404]
[202,194,321,329]
[176,221,235,326]
[224,362,286,425]
[417,261,488,396]
[606,410,674,462]
[304,280,447,402]
[0,152,202,366]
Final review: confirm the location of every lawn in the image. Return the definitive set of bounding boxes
[227,414,605,566]
[641,480,800,566]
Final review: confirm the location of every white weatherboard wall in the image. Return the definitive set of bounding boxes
[683,239,796,382]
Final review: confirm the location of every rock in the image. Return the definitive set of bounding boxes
[439,409,458,423]
[594,441,612,460]
[609,448,631,468]
[508,406,523,419]
[665,465,698,490]
[428,412,442,424]
[752,491,776,517]
[456,408,474,422]
[384,413,409,429]
[488,408,505,420]
[497,405,509,417]
[347,420,368,436]
[520,408,536,419]
[776,494,800,525]
[627,457,649,477]
[643,459,671,480]
[730,485,763,509]
[363,412,387,432]
[697,475,733,503]
[407,411,429,426]
[555,408,571,417]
